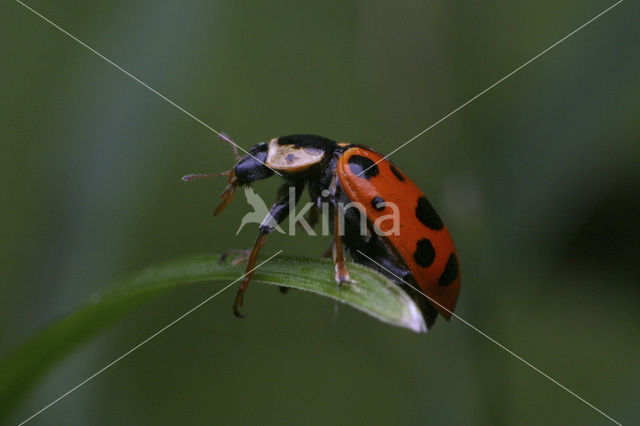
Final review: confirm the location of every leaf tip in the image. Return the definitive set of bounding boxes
[403,299,428,333]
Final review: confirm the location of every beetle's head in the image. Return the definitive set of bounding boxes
[233,142,274,183]
[182,138,274,216]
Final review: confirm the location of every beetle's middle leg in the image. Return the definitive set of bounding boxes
[332,203,353,285]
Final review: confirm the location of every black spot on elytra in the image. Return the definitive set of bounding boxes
[438,253,459,287]
[390,164,405,181]
[413,238,435,267]
[348,155,379,180]
[371,196,385,211]
[416,196,444,230]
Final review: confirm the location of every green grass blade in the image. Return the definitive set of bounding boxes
[0,253,425,418]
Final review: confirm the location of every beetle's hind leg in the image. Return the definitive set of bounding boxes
[351,247,438,329]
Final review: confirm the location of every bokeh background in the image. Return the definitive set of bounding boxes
[2,1,639,424]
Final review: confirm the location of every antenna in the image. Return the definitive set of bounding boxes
[219,133,241,161]
[181,170,231,182]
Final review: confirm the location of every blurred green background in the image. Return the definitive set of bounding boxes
[2,1,638,424]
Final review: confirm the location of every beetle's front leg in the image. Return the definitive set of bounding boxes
[233,181,304,317]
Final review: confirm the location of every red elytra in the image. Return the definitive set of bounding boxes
[337,146,460,319]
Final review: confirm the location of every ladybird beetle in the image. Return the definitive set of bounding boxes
[183,134,460,329]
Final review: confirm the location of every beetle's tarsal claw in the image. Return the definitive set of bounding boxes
[334,266,356,287]
[232,305,245,318]
[233,288,245,318]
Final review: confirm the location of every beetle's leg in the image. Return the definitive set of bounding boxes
[295,203,320,232]
[323,240,335,258]
[276,185,291,294]
[350,238,438,329]
[219,248,252,265]
[218,132,241,161]
[214,174,240,216]
[308,204,320,227]
[275,182,289,202]
[332,204,353,285]
[233,180,305,317]
[278,286,290,294]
